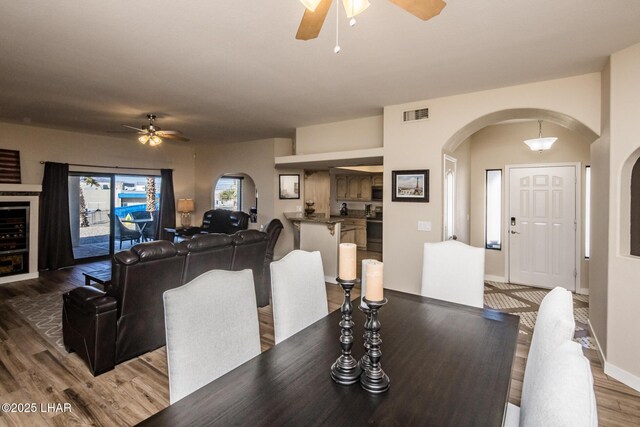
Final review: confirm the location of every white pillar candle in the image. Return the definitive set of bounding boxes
[361,259,378,307]
[339,243,357,280]
[365,261,383,302]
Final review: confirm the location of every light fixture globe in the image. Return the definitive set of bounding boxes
[342,0,370,18]
[524,120,557,152]
[524,137,557,152]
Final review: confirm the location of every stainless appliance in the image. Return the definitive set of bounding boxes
[366,209,382,252]
[371,187,383,201]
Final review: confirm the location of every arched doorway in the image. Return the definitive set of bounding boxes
[213,173,258,221]
[443,108,599,293]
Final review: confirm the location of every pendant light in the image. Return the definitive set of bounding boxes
[300,0,322,11]
[524,120,557,152]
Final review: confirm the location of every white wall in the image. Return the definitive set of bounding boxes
[295,116,383,154]
[382,74,601,295]
[0,121,196,216]
[605,41,640,387]
[460,122,591,289]
[194,137,300,259]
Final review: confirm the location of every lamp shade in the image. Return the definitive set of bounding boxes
[177,198,195,213]
[300,0,322,11]
[524,137,557,152]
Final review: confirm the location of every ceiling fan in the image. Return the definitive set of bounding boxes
[296,0,447,40]
[121,114,190,146]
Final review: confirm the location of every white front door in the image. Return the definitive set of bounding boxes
[508,166,576,291]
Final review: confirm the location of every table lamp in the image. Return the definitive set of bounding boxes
[177,198,195,228]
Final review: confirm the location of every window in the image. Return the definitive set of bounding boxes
[585,166,591,259]
[485,170,502,250]
[445,171,455,239]
[214,177,243,211]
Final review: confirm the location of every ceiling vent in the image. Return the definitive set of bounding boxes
[403,107,429,123]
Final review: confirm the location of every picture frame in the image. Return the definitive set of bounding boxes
[279,174,300,199]
[391,169,429,202]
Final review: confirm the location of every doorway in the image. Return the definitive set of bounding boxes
[69,173,161,261]
[507,164,578,291]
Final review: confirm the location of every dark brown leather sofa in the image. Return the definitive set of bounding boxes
[62,220,283,376]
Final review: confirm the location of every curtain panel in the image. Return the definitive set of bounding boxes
[157,168,176,241]
[38,162,74,270]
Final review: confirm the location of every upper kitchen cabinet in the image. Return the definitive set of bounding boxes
[336,175,372,201]
[372,174,383,187]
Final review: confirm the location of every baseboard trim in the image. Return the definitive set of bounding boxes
[485,274,506,283]
[604,362,640,393]
[325,275,337,285]
[587,320,605,366]
[0,272,38,285]
[587,320,640,392]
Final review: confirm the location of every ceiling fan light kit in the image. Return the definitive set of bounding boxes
[121,113,190,146]
[523,120,557,152]
[296,0,446,43]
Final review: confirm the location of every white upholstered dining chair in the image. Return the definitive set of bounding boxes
[420,240,485,308]
[270,250,328,344]
[504,286,579,426]
[521,286,575,403]
[505,340,598,427]
[163,269,261,404]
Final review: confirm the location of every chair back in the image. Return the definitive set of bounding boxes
[179,233,234,283]
[131,211,152,220]
[521,286,575,404]
[232,230,270,307]
[110,241,187,363]
[421,240,485,308]
[520,341,597,427]
[261,218,284,303]
[163,269,261,404]
[270,250,328,344]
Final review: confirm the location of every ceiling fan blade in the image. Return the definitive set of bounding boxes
[160,133,190,142]
[387,0,446,20]
[156,130,184,136]
[121,124,146,132]
[296,0,333,40]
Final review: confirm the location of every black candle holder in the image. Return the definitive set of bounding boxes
[358,303,372,372]
[360,297,390,394]
[330,277,362,385]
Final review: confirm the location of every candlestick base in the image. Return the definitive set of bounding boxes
[330,277,362,385]
[360,297,390,394]
[358,304,372,372]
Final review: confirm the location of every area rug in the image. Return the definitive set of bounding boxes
[6,287,74,356]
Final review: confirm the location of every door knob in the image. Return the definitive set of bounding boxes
[510,230,520,234]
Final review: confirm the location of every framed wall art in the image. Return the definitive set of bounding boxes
[391,169,429,202]
[279,174,300,199]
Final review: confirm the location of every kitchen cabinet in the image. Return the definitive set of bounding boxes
[336,175,372,201]
[335,175,348,200]
[341,217,367,249]
[372,174,383,187]
[340,227,356,244]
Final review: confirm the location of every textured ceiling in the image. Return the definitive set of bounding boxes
[1,1,640,145]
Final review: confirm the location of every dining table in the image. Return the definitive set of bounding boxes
[138,289,520,426]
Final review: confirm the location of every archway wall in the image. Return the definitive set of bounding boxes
[382,72,601,296]
[606,41,640,386]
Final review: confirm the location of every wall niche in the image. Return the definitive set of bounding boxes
[631,158,640,256]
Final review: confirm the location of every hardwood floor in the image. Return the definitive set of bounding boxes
[0,263,638,426]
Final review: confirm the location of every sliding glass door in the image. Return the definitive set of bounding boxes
[69,172,161,262]
[69,174,113,260]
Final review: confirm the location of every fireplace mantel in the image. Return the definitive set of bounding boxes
[0,184,42,194]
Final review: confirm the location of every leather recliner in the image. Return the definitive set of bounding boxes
[178,209,250,238]
[232,230,270,307]
[179,233,234,283]
[62,241,186,375]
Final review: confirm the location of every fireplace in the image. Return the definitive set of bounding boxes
[0,184,41,284]
[0,202,29,277]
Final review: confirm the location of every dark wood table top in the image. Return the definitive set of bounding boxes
[139,290,519,427]
[82,268,111,285]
